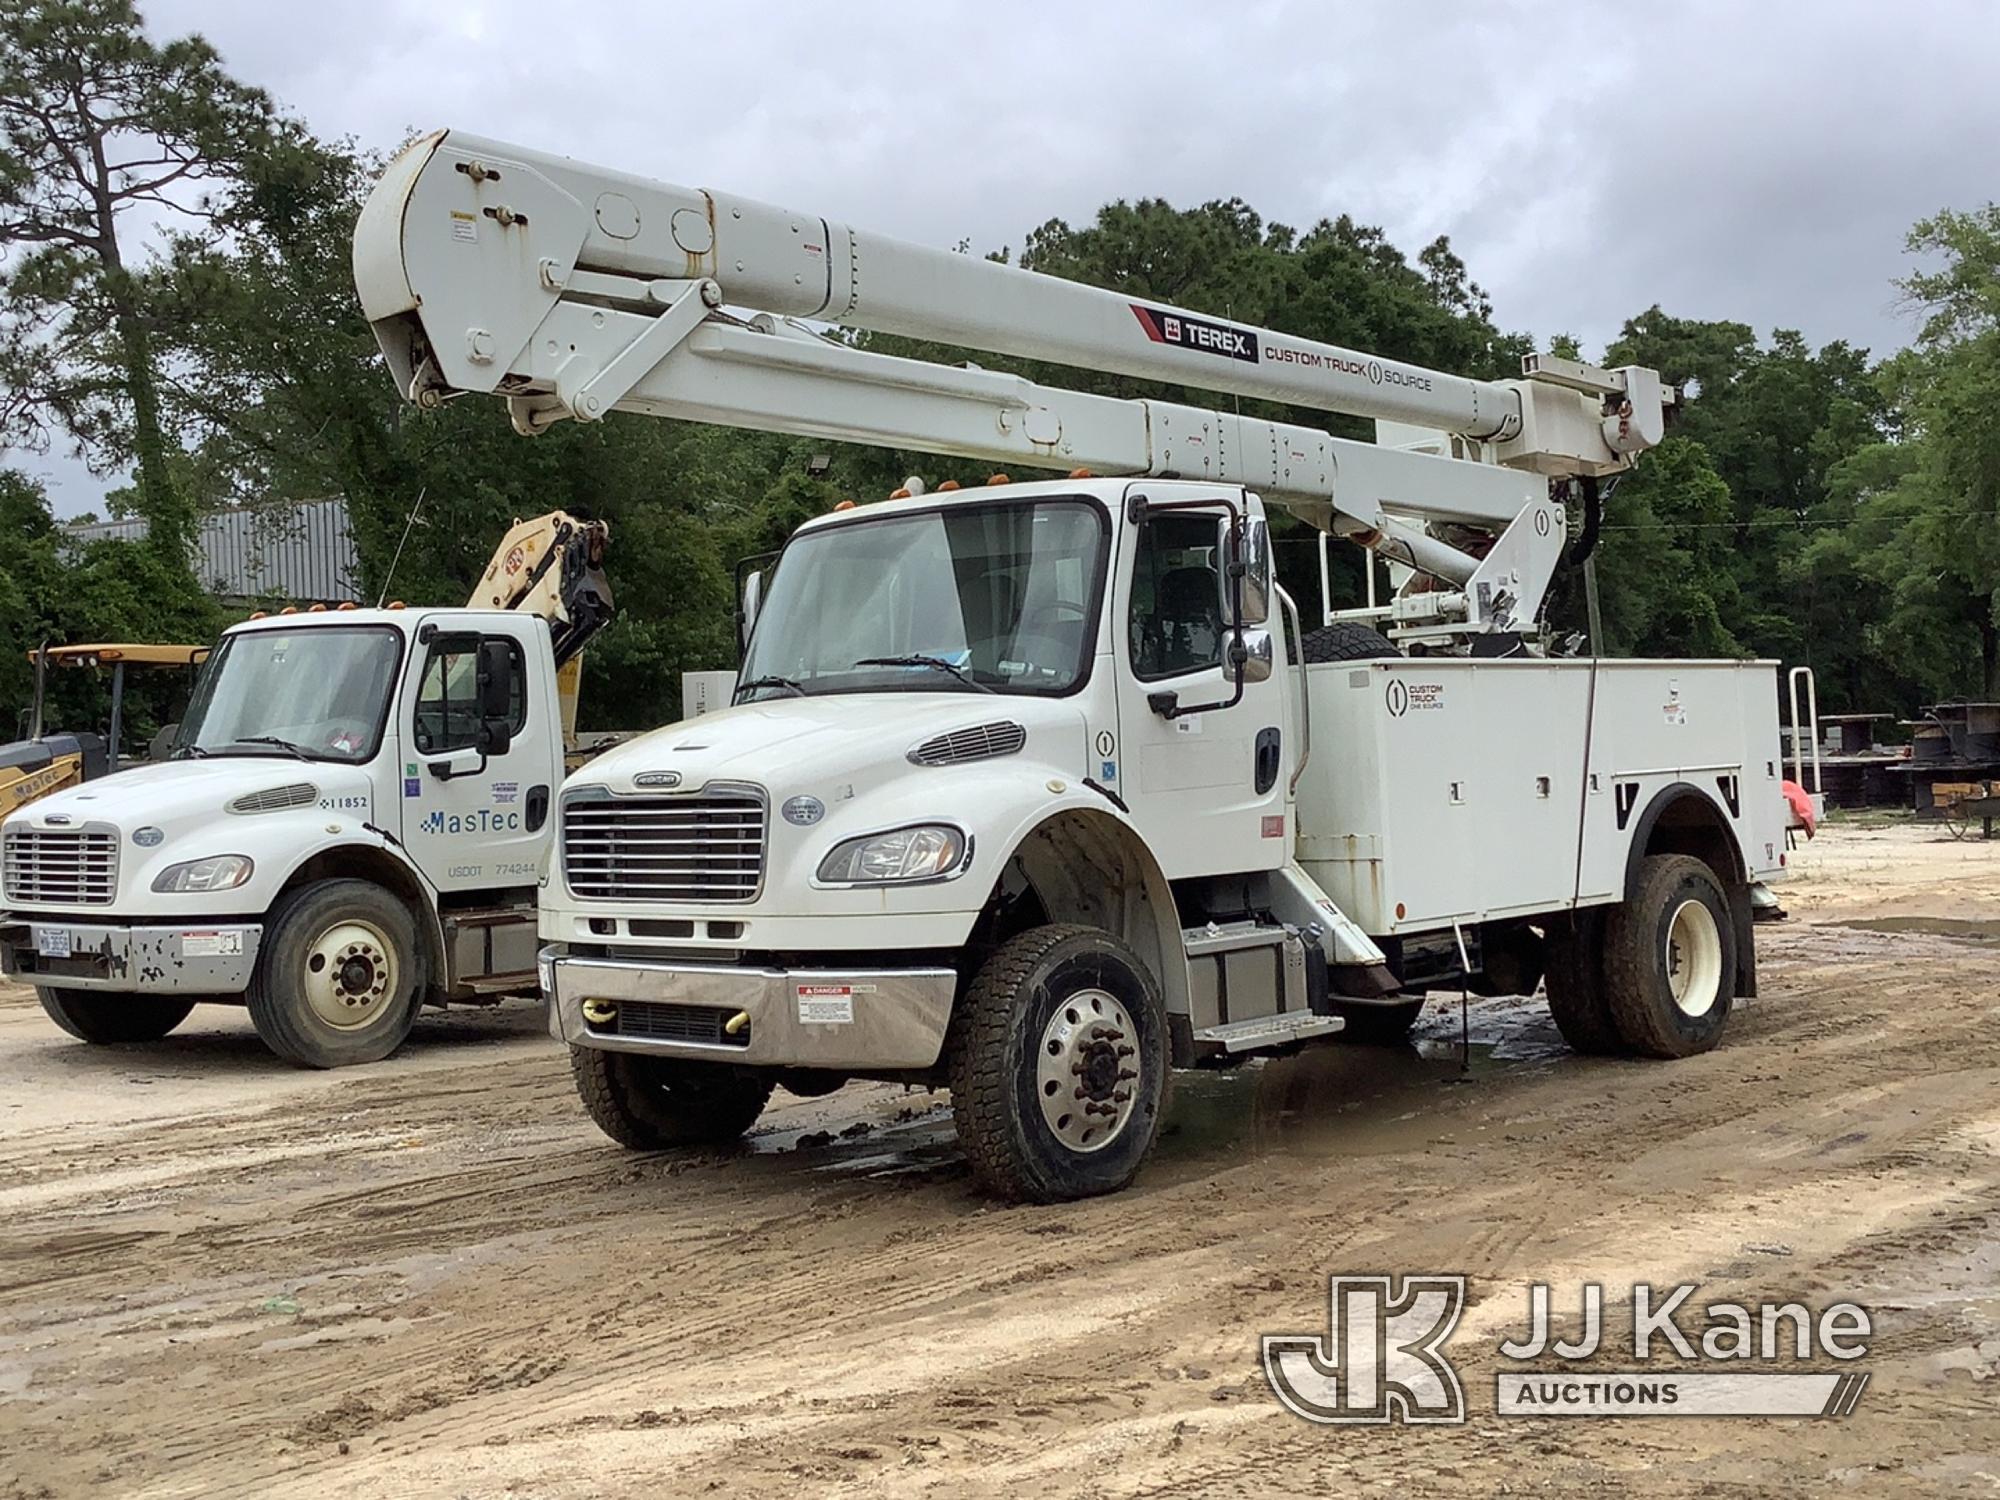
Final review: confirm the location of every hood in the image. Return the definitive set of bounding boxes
[577,693,1087,796]
[7,757,378,835]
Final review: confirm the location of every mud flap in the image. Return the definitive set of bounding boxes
[1731,883,1757,998]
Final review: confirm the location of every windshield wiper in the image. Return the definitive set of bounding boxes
[229,735,314,761]
[852,655,996,693]
[170,743,209,760]
[736,674,808,699]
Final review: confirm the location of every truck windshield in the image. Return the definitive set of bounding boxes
[738,499,1106,699]
[177,626,403,763]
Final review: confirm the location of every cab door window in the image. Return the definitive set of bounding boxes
[413,638,526,754]
[1129,514,1225,680]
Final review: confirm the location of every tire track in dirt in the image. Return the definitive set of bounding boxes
[7,832,2000,1497]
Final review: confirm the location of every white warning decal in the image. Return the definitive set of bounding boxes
[797,984,856,1024]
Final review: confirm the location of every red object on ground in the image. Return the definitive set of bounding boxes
[1782,779,1817,837]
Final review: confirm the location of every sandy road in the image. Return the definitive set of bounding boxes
[4,822,2000,1497]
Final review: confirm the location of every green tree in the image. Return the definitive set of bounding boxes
[0,467,219,740]
[0,0,270,559]
[1605,309,1888,693]
[1887,205,2000,694]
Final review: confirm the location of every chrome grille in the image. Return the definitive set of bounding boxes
[3,826,118,906]
[562,791,766,902]
[908,720,1027,766]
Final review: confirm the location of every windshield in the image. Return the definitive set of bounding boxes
[178,626,403,762]
[738,500,1106,699]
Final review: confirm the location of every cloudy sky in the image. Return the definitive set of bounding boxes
[20,0,1998,515]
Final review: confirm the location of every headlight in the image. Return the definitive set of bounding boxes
[151,855,255,893]
[816,824,967,885]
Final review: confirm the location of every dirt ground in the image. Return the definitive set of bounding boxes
[4,820,2000,1497]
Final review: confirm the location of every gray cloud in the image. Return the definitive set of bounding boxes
[17,0,1997,514]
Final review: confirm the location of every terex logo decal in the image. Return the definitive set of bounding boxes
[1131,304,1259,363]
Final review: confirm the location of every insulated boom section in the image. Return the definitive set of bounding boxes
[357,130,1523,440]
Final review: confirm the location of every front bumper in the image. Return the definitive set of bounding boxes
[543,947,956,1070]
[0,918,262,993]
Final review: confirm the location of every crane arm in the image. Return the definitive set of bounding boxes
[469,510,613,739]
[355,130,1672,636]
[470,510,614,670]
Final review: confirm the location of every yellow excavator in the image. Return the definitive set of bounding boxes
[0,642,211,817]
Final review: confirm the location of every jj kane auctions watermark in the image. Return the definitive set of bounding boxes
[1263,1276,1871,1423]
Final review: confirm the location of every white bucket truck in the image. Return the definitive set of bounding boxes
[0,515,612,1067]
[353,132,1786,1199]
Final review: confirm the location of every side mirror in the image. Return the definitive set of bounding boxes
[740,569,764,656]
[1227,515,1273,626]
[475,639,514,756]
[1232,628,1274,684]
[476,639,512,718]
[734,548,779,660]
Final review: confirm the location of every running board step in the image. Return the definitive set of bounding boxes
[1193,1012,1345,1055]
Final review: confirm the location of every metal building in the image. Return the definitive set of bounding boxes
[65,497,362,605]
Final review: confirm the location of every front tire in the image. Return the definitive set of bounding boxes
[248,879,423,1068]
[569,1047,773,1149]
[947,924,1169,1203]
[1604,855,1736,1059]
[37,987,194,1044]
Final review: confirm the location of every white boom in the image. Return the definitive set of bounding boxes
[354,130,1671,636]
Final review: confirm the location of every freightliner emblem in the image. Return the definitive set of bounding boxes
[634,771,682,789]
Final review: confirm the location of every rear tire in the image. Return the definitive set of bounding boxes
[1299,622,1398,664]
[947,924,1169,1203]
[1542,909,1623,1056]
[36,987,194,1044]
[1604,855,1736,1059]
[248,879,423,1068]
[569,1048,773,1149]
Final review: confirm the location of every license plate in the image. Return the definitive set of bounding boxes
[34,927,73,959]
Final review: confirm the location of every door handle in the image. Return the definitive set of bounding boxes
[526,784,550,833]
[1253,727,1281,795]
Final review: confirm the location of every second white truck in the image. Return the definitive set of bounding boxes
[0,513,613,1066]
[353,130,1788,1200]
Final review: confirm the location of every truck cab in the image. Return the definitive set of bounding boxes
[1,607,566,1066]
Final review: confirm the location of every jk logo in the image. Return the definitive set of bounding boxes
[1263,1275,1468,1425]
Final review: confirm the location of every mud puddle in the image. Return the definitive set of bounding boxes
[1834,915,2000,943]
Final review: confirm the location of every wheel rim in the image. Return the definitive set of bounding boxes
[303,918,399,1030]
[1664,899,1723,1017]
[1035,987,1140,1154]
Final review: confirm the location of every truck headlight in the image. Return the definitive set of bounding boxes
[816,825,967,885]
[151,855,255,893]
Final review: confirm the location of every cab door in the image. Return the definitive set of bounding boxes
[394,616,557,894]
[1112,486,1289,880]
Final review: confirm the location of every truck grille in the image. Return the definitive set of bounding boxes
[562,791,766,902]
[3,826,118,906]
[596,999,749,1047]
